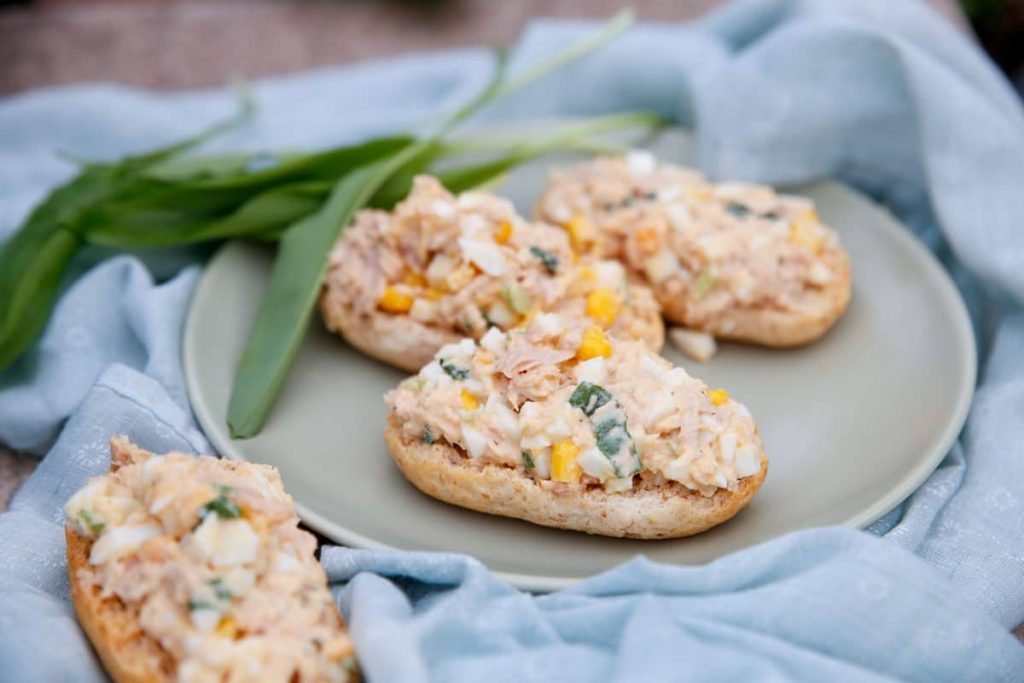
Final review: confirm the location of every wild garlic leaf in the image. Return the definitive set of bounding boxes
[529,245,559,273]
[568,382,613,417]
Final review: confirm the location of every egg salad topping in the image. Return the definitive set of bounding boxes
[536,153,844,321]
[324,175,657,342]
[64,440,356,683]
[386,318,763,496]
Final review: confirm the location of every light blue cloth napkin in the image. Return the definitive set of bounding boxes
[3,0,1024,680]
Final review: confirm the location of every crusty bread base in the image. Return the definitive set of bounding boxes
[67,527,174,683]
[384,416,768,539]
[67,439,177,682]
[320,291,464,373]
[319,288,667,374]
[659,248,853,348]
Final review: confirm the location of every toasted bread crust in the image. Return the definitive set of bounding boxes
[67,527,174,683]
[67,437,173,682]
[384,415,767,539]
[658,248,852,347]
[319,288,666,373]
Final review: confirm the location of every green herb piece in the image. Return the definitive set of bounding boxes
[439,359,469,380]
[568,381,613,417]
[78,509,105,536]
[725,202,751,218]
[500,283,532,315]
[529,246,559,274]
[209,578,233,600]
[201,490,242,520]
[461,317,475,336]
[423,426,437,444]
[188,598,215,612]
[762,210,780,220]
[341,657,359,673]
[593,414,640,477]
[522,451,535,470]
[690,270,716,300]
[594,417,628,458]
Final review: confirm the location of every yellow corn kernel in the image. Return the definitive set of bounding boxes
[789,221,825,254]
[424,287,444,301]
[378,287,413,313]
[708,388,729,406]
[402,271,427,287]
[216,616,239,639]
[586,288,619,328]
[565,213,596,252]
[577,326,612,360]
[550,441,581,483]
[460,390,480,411]
[495,220,513,244]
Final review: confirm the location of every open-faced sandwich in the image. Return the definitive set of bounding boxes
[64,437,357,683]
[384,315,768,538]
[320,175,664,372]
[535,152,852,347]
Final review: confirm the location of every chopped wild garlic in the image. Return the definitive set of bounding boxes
[423,426,437,444]
[440,359,470,380]
[500,283,532,315]
[690,270,716,299]
[568,381,613,417]
[201,485,242,520]
[79,509,105,536]
[529,246,559,274]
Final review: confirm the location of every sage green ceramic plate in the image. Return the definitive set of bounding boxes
[184,127,975,591]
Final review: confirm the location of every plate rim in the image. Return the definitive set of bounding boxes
[183,160,976,594]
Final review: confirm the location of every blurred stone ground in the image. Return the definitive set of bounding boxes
[0,0,969,95]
